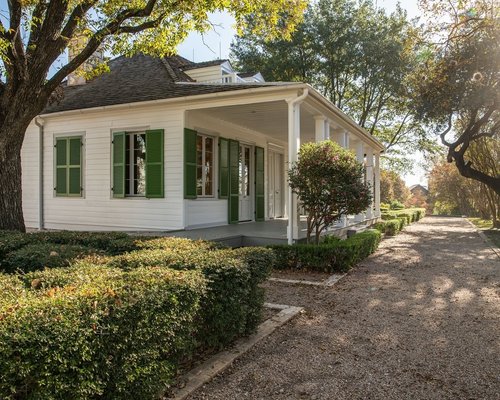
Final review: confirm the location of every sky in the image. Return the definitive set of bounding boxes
[176,0,428,187]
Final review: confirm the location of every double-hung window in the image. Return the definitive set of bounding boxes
[196,134,214,197]
[54,136,83,197]
[112,129,164,198]
[125,132,146,196]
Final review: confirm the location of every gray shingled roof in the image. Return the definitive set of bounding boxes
[42,55,273,114]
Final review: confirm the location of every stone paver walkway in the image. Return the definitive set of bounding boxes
[189,217,500,400]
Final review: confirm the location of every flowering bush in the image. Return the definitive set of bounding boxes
[288,141,372,243]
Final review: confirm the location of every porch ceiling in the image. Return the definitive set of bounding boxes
[193,100,316,142]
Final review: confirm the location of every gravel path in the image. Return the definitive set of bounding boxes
[189,217,500,400]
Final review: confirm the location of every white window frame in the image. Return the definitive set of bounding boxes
[197,134,215,198]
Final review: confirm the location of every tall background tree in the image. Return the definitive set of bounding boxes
[0,0,306,231]
[231,0,436,172]
[414,0,499,195]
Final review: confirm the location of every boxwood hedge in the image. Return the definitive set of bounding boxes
[270,229,382,273]
[0,266,205,400]
[0,234,274,399]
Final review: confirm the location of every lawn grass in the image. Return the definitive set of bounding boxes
[468,218,500,249]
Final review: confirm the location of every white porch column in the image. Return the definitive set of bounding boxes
[287,98,303,244]
[365,146,374,219]
[324,120,331,140]
[374,152,381,217]
[314,116,326,142]
[333,128,350,227]
[354,141,365,223]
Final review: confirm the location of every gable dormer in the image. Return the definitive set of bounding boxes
[182,60,265,84]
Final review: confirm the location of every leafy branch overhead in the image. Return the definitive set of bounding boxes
[231,0,435,172]
[414,0,499,195]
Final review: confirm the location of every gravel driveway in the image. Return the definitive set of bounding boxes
[189,217,500,400]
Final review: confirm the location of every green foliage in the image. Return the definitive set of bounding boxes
[373,219,401,236]
[2,243,101,273]
[0,231,139,272]
[413,0,500,195]
[390,200,405,210]
[0,233,274,399]
[102,245,272,349]
[270,229,381,273]
[288,141,371,244]
[232,0,432,168]
[0,266,205,399]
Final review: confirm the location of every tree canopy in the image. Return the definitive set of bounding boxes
[231,0,436,173]
[413,0,499,195]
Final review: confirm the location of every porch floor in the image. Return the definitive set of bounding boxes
[154,217,377,247]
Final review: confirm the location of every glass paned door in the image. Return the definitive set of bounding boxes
[239,144,253,221]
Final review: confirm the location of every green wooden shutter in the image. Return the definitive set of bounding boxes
[55,138,68,196]
[218,137,229,199]
[184,128,197,199]
[112,132,126,198]
[255,146,265,221]
[145,129,164,198]
[228,139,239,224]
[68,137,82,196]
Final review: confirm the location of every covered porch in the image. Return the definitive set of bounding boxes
[182,84,384,244]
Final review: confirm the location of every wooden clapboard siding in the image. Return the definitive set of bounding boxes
[22,103,184,231]
[21,124,40,227]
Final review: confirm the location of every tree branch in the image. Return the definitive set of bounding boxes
[44,0,167,94]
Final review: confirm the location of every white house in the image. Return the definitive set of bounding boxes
[21,54,384,244]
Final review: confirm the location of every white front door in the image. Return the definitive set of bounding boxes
[268,150,284,218]
[239,144,252,221]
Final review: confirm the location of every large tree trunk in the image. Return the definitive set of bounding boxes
[0,94,41,232]
[0,145,25,232]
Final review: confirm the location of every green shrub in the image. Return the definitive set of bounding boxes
[390,200,405,210]
[136,236,224,251]
[32,231,138,254]
[384,219,401,236]
[270,229,382,272]
[1,243,101,274]
[396,212,412,224]
[0,232,36,262]
[0,266,205,400]
[87,245,272,349]
[373,220,401,236]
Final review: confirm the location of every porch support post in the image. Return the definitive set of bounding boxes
[314,116,327,142]
[365,146,374,220]
[354,140,365,223]
[287,93,306,244]
[333,128,350,227]
[374,152,381,217]
[325,120,331,140]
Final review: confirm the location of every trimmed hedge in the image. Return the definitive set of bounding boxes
[0,231,139,272]
[1,243,102,274]
[0,234,274,399]
[270,229,382,273]
[0,266,205,399]
[373,219,401,236]
[99,245,273,349]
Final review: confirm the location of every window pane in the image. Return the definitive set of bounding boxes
[196,166,203,195]
[245,147,250,196]
[134,134,146,195]
[196,136,203,166]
